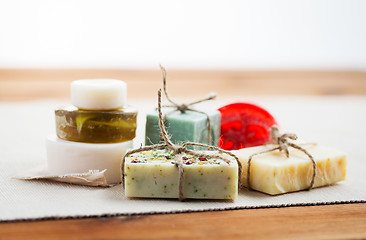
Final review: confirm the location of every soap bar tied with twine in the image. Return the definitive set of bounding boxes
[159,65,217,145]
[122,89,242,201]
[246,126,317,191]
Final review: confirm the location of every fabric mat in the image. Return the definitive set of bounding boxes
[1,96,365,222]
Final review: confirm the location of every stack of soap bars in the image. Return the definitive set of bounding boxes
[46,79,137,184]
[124,89,239,200]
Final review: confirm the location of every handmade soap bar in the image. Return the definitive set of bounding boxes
[233,144,347,195]
[46,135,133,184]
[55,105,137,143]
[71,79,127,110]
[145,110,220,147]
[124,149,238,199]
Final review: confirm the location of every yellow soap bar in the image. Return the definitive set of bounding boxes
[233,144,347,195]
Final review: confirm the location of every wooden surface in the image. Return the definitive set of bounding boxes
[1,203,366,240]
[0,69,366,101]
[1,69,366,240]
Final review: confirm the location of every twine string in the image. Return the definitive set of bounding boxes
[122,89,242,201]
[246,126,316,191]
[159,65,216,145]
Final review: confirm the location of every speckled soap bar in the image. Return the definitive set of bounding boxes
[124,149,238,200]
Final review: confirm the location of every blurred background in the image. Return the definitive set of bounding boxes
[0,0,365,100]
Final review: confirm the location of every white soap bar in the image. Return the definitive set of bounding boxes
[71,79,127,110]
[233,144,347,195]
[46,135,132,184]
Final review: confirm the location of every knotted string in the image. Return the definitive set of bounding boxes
[159,65,216,145]
[246,126,317,191]
[122,89,242,201]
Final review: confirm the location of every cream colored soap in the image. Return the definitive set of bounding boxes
[233,144,347,195]
[124,150,238,200]
[71,79,127,110]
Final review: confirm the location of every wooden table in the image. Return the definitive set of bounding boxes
[1,69,366,240]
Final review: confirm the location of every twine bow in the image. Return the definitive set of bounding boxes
[159,65,217,145]
[247,126,317,191]
[122,89,242,201]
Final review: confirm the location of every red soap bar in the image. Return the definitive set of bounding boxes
[218,103,277,150]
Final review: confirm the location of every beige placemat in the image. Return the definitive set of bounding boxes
[1,97,365,222]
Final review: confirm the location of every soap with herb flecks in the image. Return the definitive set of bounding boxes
[124,149,238,200]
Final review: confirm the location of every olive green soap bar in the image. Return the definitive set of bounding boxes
[145,110,220,147]
[55,105,137,143]
[124,149,238,200]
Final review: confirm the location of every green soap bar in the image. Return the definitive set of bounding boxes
[145,109,220,147]
[124,149,238,200]
[55,105,137,143]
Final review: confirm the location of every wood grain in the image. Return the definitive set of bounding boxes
[0,69,366,101]
[1,69,366,239]
[1,203,366,240]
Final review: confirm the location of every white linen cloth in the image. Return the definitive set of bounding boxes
[1,97,365,221]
